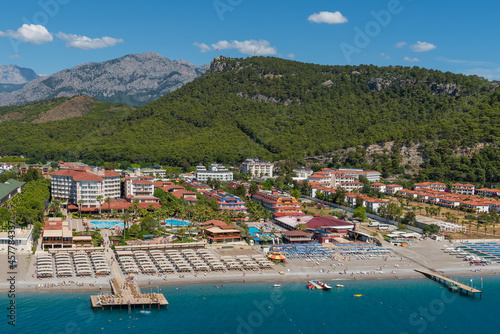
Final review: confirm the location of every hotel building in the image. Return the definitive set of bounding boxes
[240,158,274,178]
[195,163,233,182]
[252,190,304,217]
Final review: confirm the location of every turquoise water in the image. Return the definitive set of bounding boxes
[90,221,124,229]
[164,219,191,226]
[249,226,272,236]
[2,276,499,333]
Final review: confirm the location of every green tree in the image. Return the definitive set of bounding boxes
[352,206,367,220]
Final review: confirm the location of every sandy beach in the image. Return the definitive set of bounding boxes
[1,238,499,294]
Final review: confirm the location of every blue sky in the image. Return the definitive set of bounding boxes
[1,0,498,80]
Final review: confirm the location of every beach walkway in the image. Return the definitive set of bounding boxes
[90,229,168,310]
[415,269,482,298]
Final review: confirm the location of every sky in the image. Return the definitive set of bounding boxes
[0,0,499,80]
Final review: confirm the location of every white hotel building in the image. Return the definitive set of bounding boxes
[240,158,274,178]
[50,169,121,206]
[195,163,233,182]
[123,176,155,197]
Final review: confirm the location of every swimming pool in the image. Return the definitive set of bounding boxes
[89,221,124,229]
[164,219,191,227]
[249,227,272,236]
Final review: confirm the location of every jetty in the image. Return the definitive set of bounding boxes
[415,269,482,298]
[90,276,168,310]
[90,229,168,310]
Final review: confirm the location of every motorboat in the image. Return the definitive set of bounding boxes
[273,284,281,287]
[308,280,331,290]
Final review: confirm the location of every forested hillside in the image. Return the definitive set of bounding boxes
[0,56,498,182]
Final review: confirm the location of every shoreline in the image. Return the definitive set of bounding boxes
[2,266,496,293]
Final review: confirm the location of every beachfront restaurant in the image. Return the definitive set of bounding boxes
[281,231,312,244]
[42,218,73,249]
[202,220,242,244]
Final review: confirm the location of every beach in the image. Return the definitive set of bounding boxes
[2,238,499,294]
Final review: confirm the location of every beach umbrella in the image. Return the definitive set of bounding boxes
[267,251,285,262]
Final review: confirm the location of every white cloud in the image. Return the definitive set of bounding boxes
[211,39,277,55]
[193,42,210,53]
[409,41,436,52]
[56,32,123,50]
[381,52,390,60]
[308,11,348,24]
[464,67,500,80]
[0,24,53,45]
[9,54,22,59]
[436,57,492,66]
[404,56,420,62]
[395,41,407,48]
[287,53,295,59]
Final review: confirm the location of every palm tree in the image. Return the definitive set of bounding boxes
[77,199,84,218]
[96,195,103,216]
[105,197,112,218]
[296,223,307,231]
[121,211,131,235]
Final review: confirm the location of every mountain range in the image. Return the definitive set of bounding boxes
[0,56,499,183]
[0,64,39,94]
[0,52,208,106]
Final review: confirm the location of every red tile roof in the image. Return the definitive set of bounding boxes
[306,216,354,229]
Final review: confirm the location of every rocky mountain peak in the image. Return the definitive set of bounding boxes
[0,53,208,106]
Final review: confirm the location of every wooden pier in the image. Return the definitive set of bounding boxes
[415,269,482,298]
[90,276,168,310]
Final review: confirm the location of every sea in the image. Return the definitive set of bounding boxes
[1,275,498,334]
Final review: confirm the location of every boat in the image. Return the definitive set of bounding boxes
[307,280,331,290]
[317,281,332,290]
[273,284,281,287]
[336,284,344,288]
[354,294,363,297]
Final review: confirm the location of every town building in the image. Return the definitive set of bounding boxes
[476,188,500,197]
[240,158,274,178]
[202,190,248,220]
[171,189,199,205]
[137,168,166,178]
[20,163,51,175]
[0,162,13,172]
[183,181,211,193]
[253,190,304,217]
[345,193,387,213]
[370,182,387,193]
[195,163,233,182]
[0,178,25,206]
[292,167,313,180]
[414,182,447,192]
[0,228,32,251]
[451,183,475,196]
[385,184,404,195]
[123,176,154,198]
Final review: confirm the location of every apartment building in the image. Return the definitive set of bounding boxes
[240,158,274,178]
[51,168,121,206]
[195,163,233,182]
[451,183,475,196]
[253,190,304,217]
[123,176,154,197]
[202,190,248,220]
